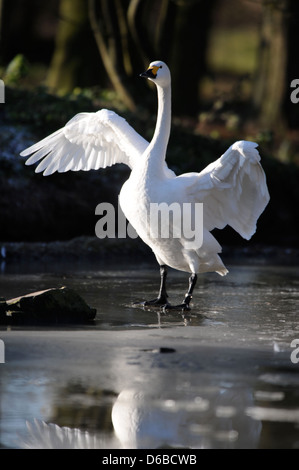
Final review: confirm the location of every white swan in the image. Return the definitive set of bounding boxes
[20,60,270,310]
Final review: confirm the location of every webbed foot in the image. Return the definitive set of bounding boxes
[133,294,168,308]
[161,294,192,312]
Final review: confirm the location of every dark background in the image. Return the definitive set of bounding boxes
[0,0,298,255]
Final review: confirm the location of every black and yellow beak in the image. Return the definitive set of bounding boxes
[140,65,160,79]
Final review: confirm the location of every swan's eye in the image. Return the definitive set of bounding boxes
[159,66,163,69]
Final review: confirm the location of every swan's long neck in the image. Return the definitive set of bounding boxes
[144,83,171,174]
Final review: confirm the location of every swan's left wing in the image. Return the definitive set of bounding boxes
[184,141,270,240]
[20,109,149,175]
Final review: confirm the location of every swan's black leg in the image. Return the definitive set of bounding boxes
[183,273,198,308]
[136,265,169,306]
[157,264,169,303]
[135,268,197,311]
[164,273,197,311]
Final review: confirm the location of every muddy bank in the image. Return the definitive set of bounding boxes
[0,236,298,266]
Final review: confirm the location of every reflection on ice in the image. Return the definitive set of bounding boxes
[1,264,299,449]
[111,387,261,449]
[19,386,261,449]
[254,391,285,402]
[246,407,299,423]
[20,419,114,449]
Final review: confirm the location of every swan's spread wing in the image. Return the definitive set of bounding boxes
[19,419,115,449]
[20,109,149,175]
[185,141,270,240]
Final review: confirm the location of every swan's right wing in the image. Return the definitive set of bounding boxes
[20,109,149,175]
[19,419,117,449]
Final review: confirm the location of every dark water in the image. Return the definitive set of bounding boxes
[0,262,299,449]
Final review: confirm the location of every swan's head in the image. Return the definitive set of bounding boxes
[140,60,170,87]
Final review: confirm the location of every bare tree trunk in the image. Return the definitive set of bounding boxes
[252,0,288,130]
[127,0,151,68]
[284,0,299,129]
[165,0,217,115]
[0,0,4,48]
[115,0,133,76]
[154,0,169,53]
[88,0,136,112]
[46,0,95,94]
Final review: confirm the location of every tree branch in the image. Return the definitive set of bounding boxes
[88,0,137,111]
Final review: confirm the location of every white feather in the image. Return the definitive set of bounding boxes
[183,141,270,240]
[19,419,112,449]
[21,109,148,174]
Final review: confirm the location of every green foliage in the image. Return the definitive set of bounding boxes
[5,86,96,134]
[207,28,259,75]
[4,54,30,84]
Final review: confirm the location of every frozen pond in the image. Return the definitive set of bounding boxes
[0,262,299,449]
